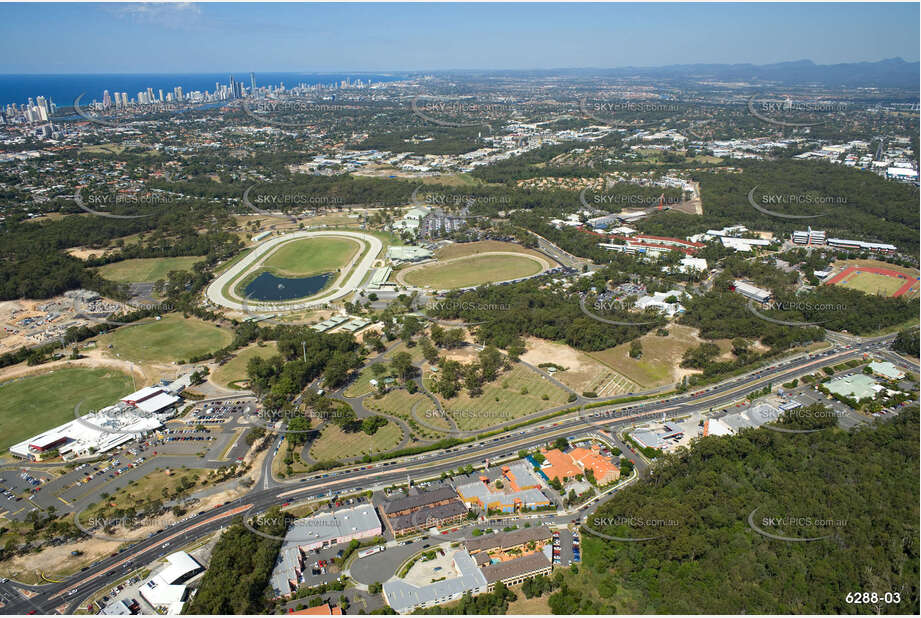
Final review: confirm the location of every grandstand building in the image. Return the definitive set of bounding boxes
[9,386,182,461]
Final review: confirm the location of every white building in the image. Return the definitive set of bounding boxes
[635,290,685,317]
[139,551,204,614]
[9,405,163,461]
[732,280,771,303]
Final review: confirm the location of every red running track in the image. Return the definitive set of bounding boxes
[825,266,919,297]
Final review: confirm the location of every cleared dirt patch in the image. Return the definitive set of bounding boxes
[520,337,626,395]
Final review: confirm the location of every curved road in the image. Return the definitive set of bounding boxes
[206,230,383,312]
[1,334,912,615]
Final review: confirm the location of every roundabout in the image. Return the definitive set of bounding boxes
[206,230,383,312]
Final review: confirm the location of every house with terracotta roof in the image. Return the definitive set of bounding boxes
[540,448,582,482]
[541,444,620,486]
[290,603,343,615]
[569,445,621,485]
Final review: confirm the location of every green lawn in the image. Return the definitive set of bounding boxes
[96,256,203,283]
[0,367,135,452]
[262,237,359,277]
[309,422,403,460]
[837,271,906,297]
[211,342,279,388]
[403,254,543,289]
[101,314,234,364]
[427,363,570,430]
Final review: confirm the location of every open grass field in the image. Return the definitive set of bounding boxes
[366,389,430,417]
[836,271,909,296]
[0,367,135,452]
[96,256,203,283]
[309,421,403,460]
[100,314,234,364]
[428,363,570,431]
[587,324,732,389]
[262,236,360,276]
[435,240,551,262]
[402,253,545,289]
[211,342,278,388]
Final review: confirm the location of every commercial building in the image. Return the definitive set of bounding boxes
[480,551,553,590]
[732,280,772,303]
[121,386,181,415]
[569,444,621,485]
[826,374,879,401]
[868,360,906,381]
[456,462,551,513]
[138,551,203,614]
[826,238,897,254]
[386,246,434,264]
[383,549,487,614]
[270,504,382,597]
[706,404,783,436]
[539,445,620,484]
[634,290,685,317]
[381,487,467,536]
[10,405,164,461]
[792,227,826,245]
[383,527,555,613]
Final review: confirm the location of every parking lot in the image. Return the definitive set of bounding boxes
[1,415,256,520]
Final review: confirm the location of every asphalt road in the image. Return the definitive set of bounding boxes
[1,333,911,615]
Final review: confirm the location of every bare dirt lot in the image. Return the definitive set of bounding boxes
[520,337,634,396]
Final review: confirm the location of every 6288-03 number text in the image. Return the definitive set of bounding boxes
[845,592,900,604]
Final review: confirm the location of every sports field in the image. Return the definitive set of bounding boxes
[0,367,135,452]
[827,264,919,297]
[401,253,545,289]
[262,236,359,276]
[101,314,234,364]
[211,342,279,388]
[96,256,203,283]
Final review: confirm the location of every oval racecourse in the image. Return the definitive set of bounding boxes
[396,251,552,290]
[207,230,383,311]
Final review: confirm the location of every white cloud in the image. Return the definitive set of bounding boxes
[106,2,203,29]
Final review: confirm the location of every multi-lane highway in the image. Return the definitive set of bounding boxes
[1,333,913,615]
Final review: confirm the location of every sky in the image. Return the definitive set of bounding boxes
[0,2,918,74]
